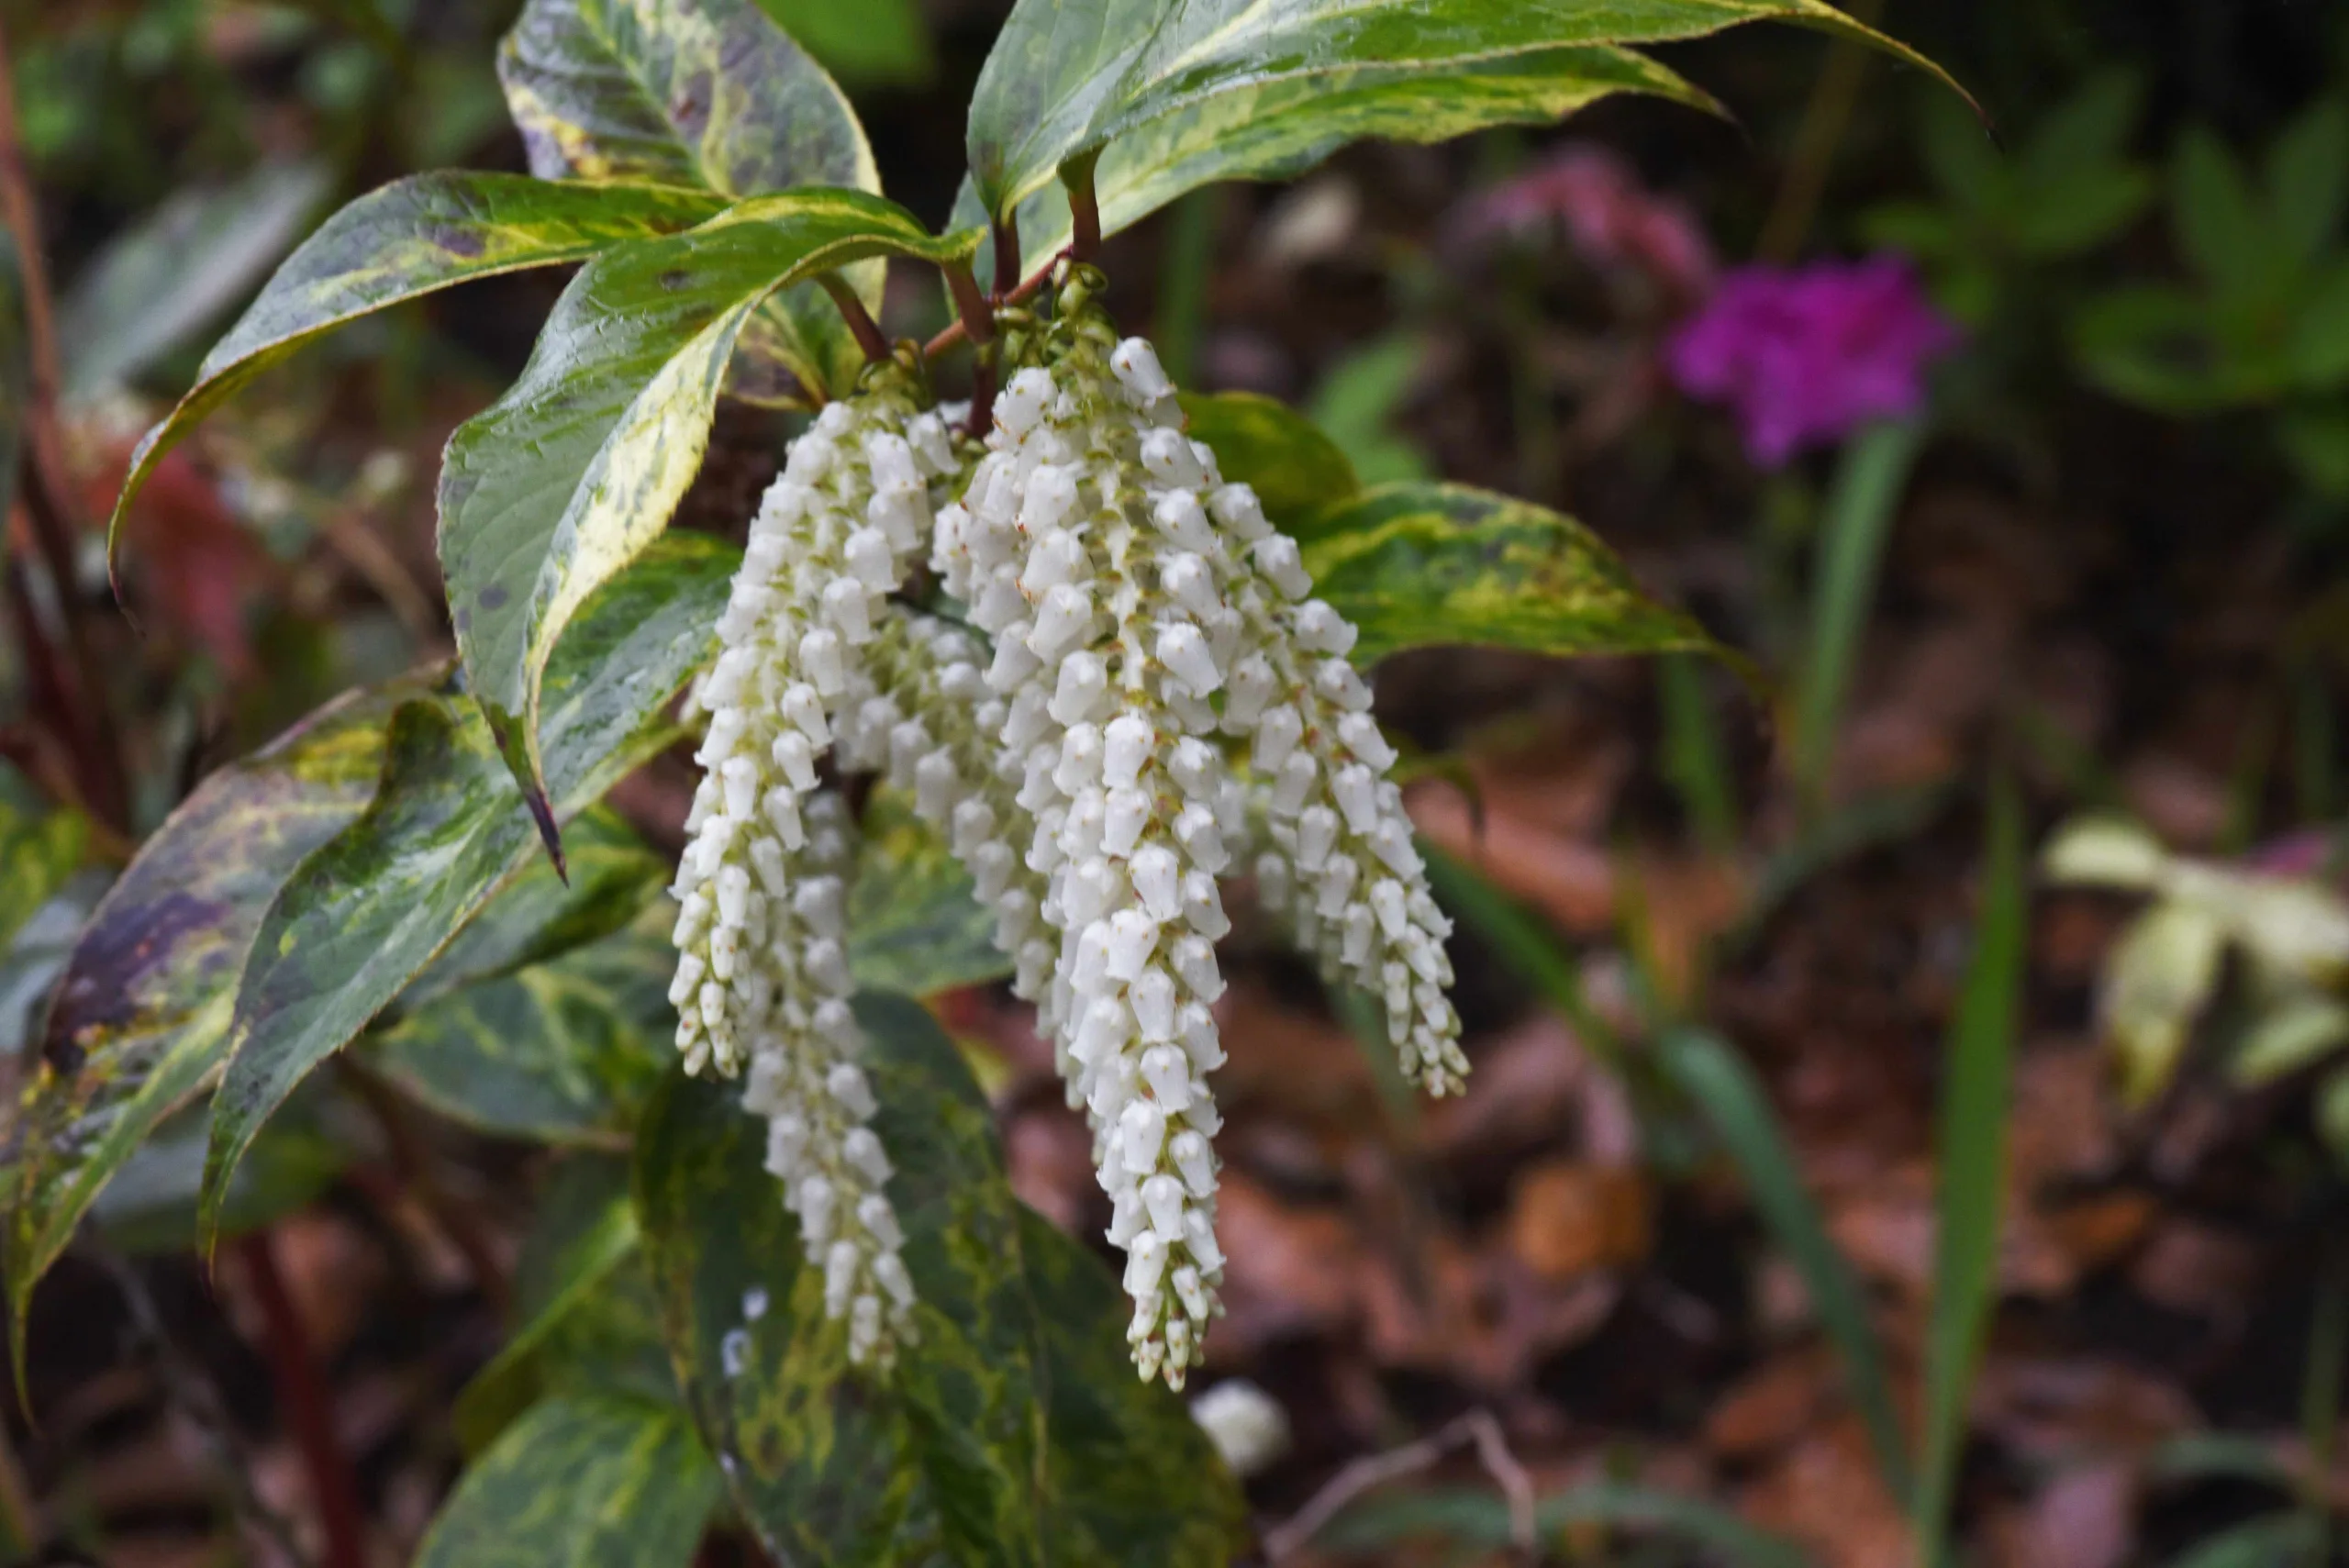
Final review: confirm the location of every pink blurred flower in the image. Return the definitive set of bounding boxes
[1664,257,1960,467]
[1457,144,1717,303]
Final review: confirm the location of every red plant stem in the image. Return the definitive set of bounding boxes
[1065,154,1102,263]
[922,254,1058,361]
[340,1061,511,1317]
[990,214,1021,304]
[941,260,1001,437]
[0,17,127,830]
[818,272,891,365]
[237,1232,368,1568]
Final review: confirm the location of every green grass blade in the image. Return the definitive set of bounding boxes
[1794,417,1925,812]
[1660,652,1741,856]
[1917,779,2029,1568]
[1422,843,1621,1070]
[1319,1479,1816,1566]
[1658,1026,1911,1503]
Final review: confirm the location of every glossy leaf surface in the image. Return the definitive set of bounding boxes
[436,192,974,811]
[499,0,883,401]
[374,906,678,1147]
[966,0,1960,228]
[1294,482,1715,663]
[106,173,723,567]
[416,1395,723,1568]
[198,535,734,1237]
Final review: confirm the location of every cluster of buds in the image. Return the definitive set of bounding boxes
[666,269,1471,1386]
[668,366,961,1366]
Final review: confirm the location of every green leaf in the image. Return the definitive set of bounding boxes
[966,44,1718,282]
[4,679,410,1382]
[2291,262,2349,390]
[0,785,88,956]
[105,173,725,571]
[397,808,668,1011]
[1914,85,2001,208]
[91,1088,350,1254]
[1656,1028,1910,1502]
[456,1156,670,1453]
[1019,1208,1249,1564]
[633,1062,931,1565]
[2173,128,2271,299]
[1794,418,1926,810]
[2268,97,2349,264]
[1179,390,1358,532]
[2230,993,2349,1087]
[1308,336,1434,488]
[417,1395,724,1568]
[373,906,678,1148]
[849,790,1012,997]
[1917,781,2029,1568]
[1291,482,1717,665]
[2100,902,2226,1106]
[497,0,883,401]
[750,0,934,87]
[2070,284,2239,415]
[964,0,1965,233]
[1320,1480,1814,1566]
[635,995,1242,1565]
[437,192,977,811]
[58,161,329,402]
[635,993,1049,1568]
[199,534,735,1240]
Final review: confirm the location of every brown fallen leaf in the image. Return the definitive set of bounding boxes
[1505,1161,1653,1282]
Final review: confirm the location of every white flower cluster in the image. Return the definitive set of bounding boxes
[665,274,1471,1387]
[668,374,961,1366]
[934,307,1254,1388]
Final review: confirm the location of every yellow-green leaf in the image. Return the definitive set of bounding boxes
[437,191,976,816]
[105,173,724,574]
[1296,482,1716,664]
[498,0,883,401]
[1179,390,1357,531]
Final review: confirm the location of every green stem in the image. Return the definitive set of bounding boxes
[1153,187,1221,385]
[1660,653,1739,856]
[1753,0,1884,263]
[2300,1238,2347,1568]
[1795,417,1925,817]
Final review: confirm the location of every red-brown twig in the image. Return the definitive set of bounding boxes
[339,1060,512,1317]
[819,272,892,366]
[921,254,1060,362]
[1261,1409,1536,1563]
[236,1232,368,1568]
[0,16,128,829]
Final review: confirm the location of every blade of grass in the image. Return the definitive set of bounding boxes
[1917,777,2029,1568]
[1661,652,1740,858]
[1319,1479,1816,1567]
[1795,417,1926,815]
[1423,842,1622,1072]
[2166,1513,2320,1568]
[1152,187,1221,385]
[2297,1239,2347,1568]
[1658,1026,1910,1504]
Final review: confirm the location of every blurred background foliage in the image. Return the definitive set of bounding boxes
[16,0,2349,1564]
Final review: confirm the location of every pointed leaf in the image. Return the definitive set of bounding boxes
[1019,1209,1250,1563]
[968,45,1716,282]
[438,192,975,809]
[498,0,883,400]
[965,0,1967,231]
[398,808,668,1010]
[416,1395,723,1568]
[456,1156,670,1453]
[106,173,725,570]
[0,786,89,957]
[1293,482,1717,664]
[60,161,330,401]
[373,905,678,1147]
[1179,390,1356,532]
[635,993,1049,1568]
[4,681,408,1375]
[199,535,734,1236]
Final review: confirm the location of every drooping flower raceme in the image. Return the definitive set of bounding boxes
[668,370,961,1366]
[939,292,1254,1388]
[666,269,1471,1388]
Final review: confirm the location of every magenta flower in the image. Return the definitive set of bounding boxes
[1664,257,1959,467]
